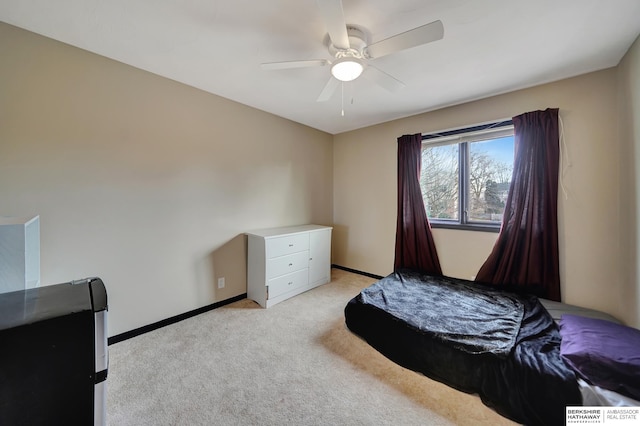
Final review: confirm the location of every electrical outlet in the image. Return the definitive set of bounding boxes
[217,277,225,289]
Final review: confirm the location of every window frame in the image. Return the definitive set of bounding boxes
[421,120,514,233]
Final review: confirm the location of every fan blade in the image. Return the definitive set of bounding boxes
[317,77,340,102]
[363,66,405,92]
[316,0,350,50]
[261,59,328,70]
[365,20,444,59]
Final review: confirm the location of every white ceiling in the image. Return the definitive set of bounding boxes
[2,0,640,134]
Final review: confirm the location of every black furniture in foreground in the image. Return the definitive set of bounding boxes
[0,278,108,425]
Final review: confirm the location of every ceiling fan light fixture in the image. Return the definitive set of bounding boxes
[331,57,364,82]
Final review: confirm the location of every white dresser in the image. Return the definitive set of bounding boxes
[247,224,332,308]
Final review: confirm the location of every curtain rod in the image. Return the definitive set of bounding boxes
[422,119,513,141]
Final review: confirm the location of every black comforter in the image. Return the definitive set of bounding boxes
[344,269,581,426]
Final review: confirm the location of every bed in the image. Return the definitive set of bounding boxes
[344,269,640,426]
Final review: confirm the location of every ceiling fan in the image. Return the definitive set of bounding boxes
[260,0,444,102]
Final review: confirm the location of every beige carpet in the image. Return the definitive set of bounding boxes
[106,268,518,425]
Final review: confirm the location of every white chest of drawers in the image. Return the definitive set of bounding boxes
[247,224,332,308]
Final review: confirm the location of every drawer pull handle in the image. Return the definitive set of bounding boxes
[288,263,293,266]
[289,244,294,247]
[288,281,293,285]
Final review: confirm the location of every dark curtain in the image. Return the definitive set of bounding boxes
[394,134,442,275]
[475,108,561,301]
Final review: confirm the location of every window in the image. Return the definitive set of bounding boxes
[420,121,514,231]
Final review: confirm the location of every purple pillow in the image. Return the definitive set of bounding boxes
[559,314,640,400]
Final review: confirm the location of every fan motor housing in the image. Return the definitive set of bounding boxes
[326,25,369,58]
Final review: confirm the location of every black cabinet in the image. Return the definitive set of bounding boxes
[0,278,108,425]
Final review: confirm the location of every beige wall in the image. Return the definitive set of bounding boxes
[334,68,632,324]
[0,23,333,336]
[618,35,640,327]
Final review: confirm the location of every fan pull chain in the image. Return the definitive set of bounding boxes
[341,82,345,117]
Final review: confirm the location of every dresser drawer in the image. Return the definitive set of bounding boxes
[267,268,309,299]
[265,233,309,258]
[266,251,309,279]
